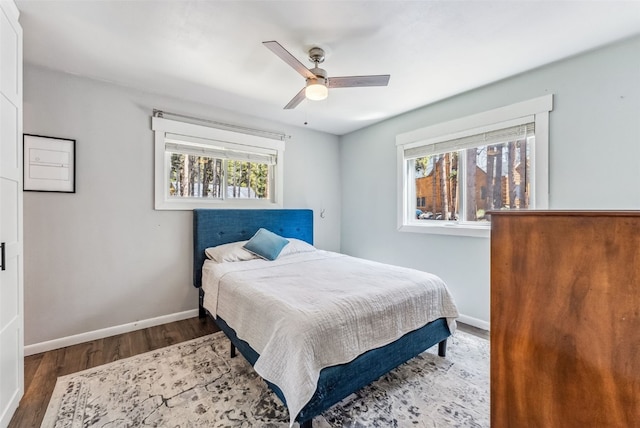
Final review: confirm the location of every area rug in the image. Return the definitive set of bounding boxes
[41,330,489,427]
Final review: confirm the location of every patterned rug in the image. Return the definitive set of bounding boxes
[41,329,489,427]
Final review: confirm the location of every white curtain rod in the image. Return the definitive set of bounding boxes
[153,109,289,141]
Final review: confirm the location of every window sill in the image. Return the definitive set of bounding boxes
[155,198,282,211]
[398,222,490,238]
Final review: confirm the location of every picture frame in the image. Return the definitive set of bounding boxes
[23,134,76,193]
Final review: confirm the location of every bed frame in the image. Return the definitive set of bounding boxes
[193,208,451,427]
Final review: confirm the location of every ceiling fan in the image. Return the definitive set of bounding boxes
[263,40,390,109]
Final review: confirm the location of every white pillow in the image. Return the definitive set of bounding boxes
[279,238,316,256]
[205,240,258,263]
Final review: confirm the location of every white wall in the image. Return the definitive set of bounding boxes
[23,65,341,346]
[339,36,640,328]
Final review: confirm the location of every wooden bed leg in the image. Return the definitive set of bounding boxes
[230,343,236,358]
[300,419,313,428]
[438,339,447,357]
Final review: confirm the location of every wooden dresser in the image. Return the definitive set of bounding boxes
[490,211,640,427]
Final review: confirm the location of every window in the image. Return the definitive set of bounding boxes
[153,117,284,210]
[396,95,552,237]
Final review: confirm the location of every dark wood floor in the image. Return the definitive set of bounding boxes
[9,316,219,428]
[9,318,485,427]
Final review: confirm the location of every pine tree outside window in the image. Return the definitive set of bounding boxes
[396,95,552,237]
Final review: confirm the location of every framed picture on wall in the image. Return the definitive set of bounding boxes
[23,134,76,193]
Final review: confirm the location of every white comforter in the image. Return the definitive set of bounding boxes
[201,250,459,426]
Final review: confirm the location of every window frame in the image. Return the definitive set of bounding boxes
[153,117,285,210]
[396,95,553,238]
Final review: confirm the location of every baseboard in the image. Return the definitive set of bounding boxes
[25,309,487,356]
[24,309,199,356]
[457,314,490,331]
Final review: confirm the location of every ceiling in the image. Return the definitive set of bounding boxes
[15,1,640,135]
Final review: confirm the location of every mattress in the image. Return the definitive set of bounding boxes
[201,250,459,425]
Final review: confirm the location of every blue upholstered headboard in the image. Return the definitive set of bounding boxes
[193,209,314,288]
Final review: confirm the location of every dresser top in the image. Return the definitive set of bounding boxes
[489,210,640,217]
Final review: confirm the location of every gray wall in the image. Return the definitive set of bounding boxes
[339,36,640,326]
[23,66,341,346]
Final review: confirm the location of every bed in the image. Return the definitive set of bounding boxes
[193,208,458,427]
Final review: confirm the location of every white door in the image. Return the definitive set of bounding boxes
[0,1,22,427]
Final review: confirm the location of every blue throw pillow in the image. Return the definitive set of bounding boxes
[243,228,290,261]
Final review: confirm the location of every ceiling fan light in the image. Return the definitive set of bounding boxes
[305,81,328,101]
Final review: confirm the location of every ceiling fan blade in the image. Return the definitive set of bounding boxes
[284,87,306,109]
[328,75,390,88]
[263,41,316,80]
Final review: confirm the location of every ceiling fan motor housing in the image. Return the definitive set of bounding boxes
[309,66,327,80]
[306,76,327,89]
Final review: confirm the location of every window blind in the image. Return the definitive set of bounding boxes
[165,133,277,165]
[405,122,535,160]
